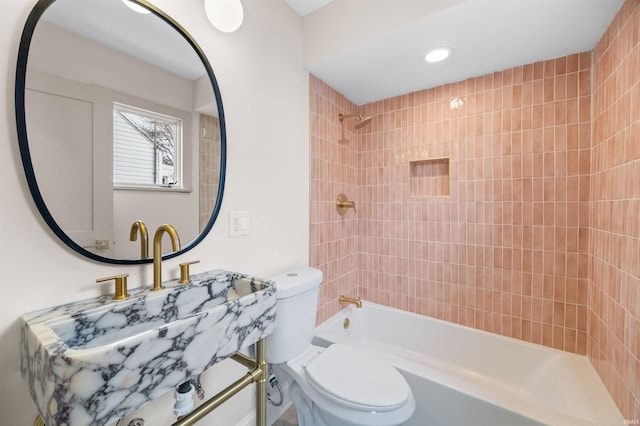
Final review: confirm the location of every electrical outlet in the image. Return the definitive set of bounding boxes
[229,211,250,236]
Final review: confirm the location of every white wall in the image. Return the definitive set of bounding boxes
[0,0,308,424]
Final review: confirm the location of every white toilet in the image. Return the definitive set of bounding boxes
[267,267,415,426]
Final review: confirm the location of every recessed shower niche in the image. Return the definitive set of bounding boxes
[410,158,450,198]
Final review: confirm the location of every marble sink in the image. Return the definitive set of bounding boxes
[20,270,276,426]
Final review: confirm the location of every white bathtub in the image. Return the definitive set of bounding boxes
[313,302,623,426]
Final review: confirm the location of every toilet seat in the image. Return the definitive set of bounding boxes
[305,344,410,412]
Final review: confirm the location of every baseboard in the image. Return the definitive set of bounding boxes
[237,411,256,426]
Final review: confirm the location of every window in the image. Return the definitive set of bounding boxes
[113,103,182,188]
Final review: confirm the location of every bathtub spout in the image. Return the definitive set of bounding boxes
[339,295,362,308]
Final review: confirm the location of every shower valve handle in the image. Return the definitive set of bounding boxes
[336,194,356,215]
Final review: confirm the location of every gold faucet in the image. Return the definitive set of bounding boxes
[339,295,362,308]
[152,224,181,291]
[129,220,149,259]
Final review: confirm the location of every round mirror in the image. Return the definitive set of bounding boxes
[15,0,226,264]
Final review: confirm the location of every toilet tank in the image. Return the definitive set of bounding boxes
[266,267,323,364]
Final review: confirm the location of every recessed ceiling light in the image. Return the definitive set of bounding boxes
[425,47,451,63]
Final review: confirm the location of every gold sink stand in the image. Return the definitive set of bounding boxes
[34,338,268,426]
[172,337,268,426]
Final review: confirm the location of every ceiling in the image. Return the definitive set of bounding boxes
[285,0,624,105]
[41,0,625,107]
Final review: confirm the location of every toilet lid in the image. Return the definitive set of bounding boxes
[305,344,410,412]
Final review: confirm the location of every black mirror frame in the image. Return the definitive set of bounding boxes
[15,0,226,264]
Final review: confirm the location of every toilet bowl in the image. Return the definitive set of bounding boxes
[266,267,415,426]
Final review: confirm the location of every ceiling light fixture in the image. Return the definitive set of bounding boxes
[204,0,244,33]
[425,47,451,63]
[122,0,151,14]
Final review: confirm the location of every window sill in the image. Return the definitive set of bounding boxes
[114,185,192,193]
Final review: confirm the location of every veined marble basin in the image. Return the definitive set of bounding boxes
[20,270,276,426]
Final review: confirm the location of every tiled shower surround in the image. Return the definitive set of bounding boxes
[590,0,640,418]
[312,52,592,346]
[311,0,639,418]
[199,113,221,232]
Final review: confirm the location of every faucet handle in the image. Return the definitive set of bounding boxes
[336,194,356,215]
[97,273,130,300]
[178,260,200,284]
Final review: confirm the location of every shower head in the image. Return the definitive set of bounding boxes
[338,112,372,129]
[354,115,372,129]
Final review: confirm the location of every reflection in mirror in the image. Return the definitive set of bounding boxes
[16,0,226,263]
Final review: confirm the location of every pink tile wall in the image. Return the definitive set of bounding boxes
[309,76,360,322]
[199,114,220,232]
[355,53,592,354]
[590,0,640,419]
